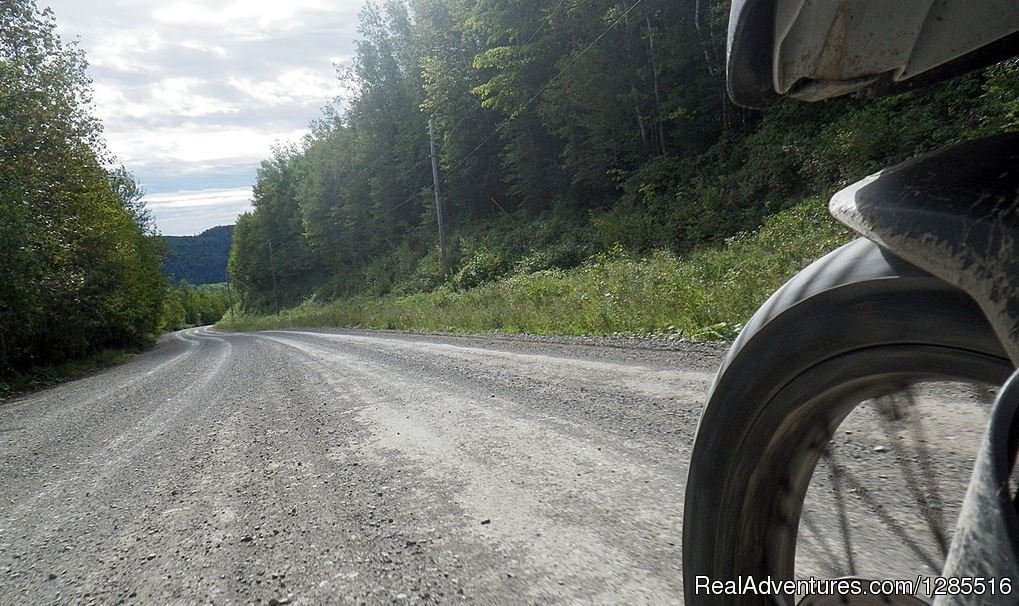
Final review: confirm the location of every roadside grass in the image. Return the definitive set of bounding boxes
[0,349,137,401]
[217,198,853,339]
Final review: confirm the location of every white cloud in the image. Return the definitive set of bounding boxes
[94,78,240,120]
[106,124,309,170]
[228,68,342,106]
[151,0,334,31]
[144,187,254,235]
[87,28,165,72]
[145,187,252,209]
[43,0,366,235]
[178,40,229,58]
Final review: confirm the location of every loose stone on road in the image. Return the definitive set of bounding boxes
[0,326,722,604]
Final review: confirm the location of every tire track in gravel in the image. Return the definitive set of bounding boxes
[258,330,716,604]
[0,326,720,605]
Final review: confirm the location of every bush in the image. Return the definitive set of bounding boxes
[449,246,507,290]
[219,198,854,339]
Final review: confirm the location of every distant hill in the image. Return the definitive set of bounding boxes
[161,225,234,285]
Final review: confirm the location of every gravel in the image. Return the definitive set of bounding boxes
[0,325,988,603]
[0,326,723,604]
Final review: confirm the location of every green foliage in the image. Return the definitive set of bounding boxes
[160,283,233,331]
[590,69,1015,255]
[450,246,505,290]
[0,0,165,381]
[0,349,135,400]
[226,0,1019,340]
[162,225,234,284]
[219,198,853,337]
[979,58,1019,133]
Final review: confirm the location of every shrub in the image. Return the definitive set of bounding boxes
[449,246,507,290]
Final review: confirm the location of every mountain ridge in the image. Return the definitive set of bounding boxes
[161,225,233,285]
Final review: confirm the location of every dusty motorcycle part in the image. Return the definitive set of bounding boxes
[681,238,1013,605]
[726,0,1019,108]
[933,369,1019,605]
[830,133,1019,366]
[684,136,1019,604]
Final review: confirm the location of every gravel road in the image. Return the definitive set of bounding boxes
[0,327,725,605]
[0,327,992,604]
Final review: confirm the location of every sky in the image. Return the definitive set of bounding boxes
[43,0,367,236]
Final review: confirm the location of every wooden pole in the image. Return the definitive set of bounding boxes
[268,240,280,315]
[428,117,449,276]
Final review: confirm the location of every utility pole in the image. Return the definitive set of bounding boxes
[268,240,280,315]
[428,117,449,276]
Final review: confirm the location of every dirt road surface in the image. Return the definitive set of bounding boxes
[1,327,993,604]
[1,327,726,604]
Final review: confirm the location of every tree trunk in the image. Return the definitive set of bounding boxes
[646,16,667,156]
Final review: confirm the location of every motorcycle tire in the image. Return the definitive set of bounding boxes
[682,238,1014,605]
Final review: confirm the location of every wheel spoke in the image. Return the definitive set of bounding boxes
[821,447,857,576]
[906,391,949,557]
[821,446,941,571]
[874,391,948,557]
[799,508,844,577]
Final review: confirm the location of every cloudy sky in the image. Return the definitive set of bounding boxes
[44,0,367,235]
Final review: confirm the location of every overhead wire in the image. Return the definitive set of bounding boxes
[335,0,649,212]
[433,0,573,148]
[447,0,649,173]
[523,0,572,45]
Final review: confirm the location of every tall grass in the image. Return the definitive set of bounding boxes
[217,198,852,339]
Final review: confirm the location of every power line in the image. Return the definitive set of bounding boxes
[447,121,502,172]
[447,0,649,173]
[327,0,579,203]
[515,0,649,122]
[389,190,425,212]
[291,0,644,215]
[431,0,573,157]
[299,147,431,216]
[523,0,572,45]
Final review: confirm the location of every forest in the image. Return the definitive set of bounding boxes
[4,0,1019,383]
[0,2,165,383]
[227,0,1019,317]
[0,0,234,388]
[162,225,235,285]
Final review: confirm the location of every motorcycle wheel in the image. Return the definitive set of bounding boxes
[682,238,1014,605]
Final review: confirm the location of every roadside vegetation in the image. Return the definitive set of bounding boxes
[0,349,137,400]
[160,283,234,332]
[1,278,231,399]
[5,0,1019,393]
[222,1,1019,337]
[1,2,166,389]
[0,2,232,396]
[218,198,852,337]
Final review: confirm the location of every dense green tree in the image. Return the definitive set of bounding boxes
[0,0,165,378]
[228,0,1019,311]
[229,149,324,309]
[160,282,232,331]
[417,0,502,221]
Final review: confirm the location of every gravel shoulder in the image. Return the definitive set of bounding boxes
[0,327,722,604]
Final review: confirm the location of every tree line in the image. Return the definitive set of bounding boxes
[228,0,1019,313]
[229,0,735,310]
[160,282,233,332]
[0,0,170,379]
[162,225,234,285]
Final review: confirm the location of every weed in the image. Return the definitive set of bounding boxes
[217,198,853,340]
